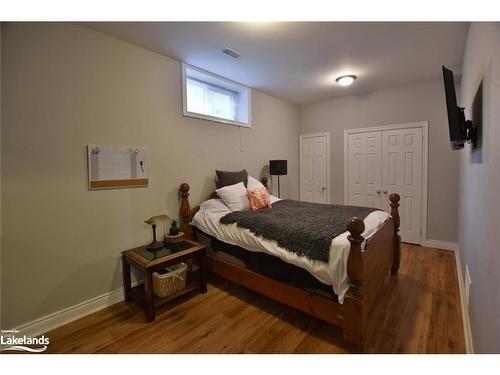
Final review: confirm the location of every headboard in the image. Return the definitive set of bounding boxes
[179,176,269,239]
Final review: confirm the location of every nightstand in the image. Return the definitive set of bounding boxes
[121,239,207,322]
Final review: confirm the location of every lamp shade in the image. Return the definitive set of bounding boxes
[269,160,287,175]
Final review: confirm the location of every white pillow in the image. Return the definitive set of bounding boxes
[216,182,251,212]
[247,176,266,190]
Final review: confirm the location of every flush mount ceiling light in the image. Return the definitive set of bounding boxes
[336,75,357,87]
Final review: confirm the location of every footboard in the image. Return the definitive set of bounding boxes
[343,193,401,349]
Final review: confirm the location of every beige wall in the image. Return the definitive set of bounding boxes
[0,23,299,328]
[299,80,458,242]
[458,23,500,353]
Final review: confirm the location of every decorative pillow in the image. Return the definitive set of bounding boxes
[247,187,271,211]
[216,182,251,211]
[216,169,248,188]
[247,175,266,190]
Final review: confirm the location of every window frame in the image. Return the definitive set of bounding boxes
[182,62,252,128]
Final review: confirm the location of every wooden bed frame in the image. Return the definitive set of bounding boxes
[179,178,401,351]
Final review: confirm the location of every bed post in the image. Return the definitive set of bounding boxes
[179,183,200,241]
[389,193,401,275]
[343,217,366,351]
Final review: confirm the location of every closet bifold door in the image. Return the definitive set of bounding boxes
[347,131,384,210]
[382,127,423,245]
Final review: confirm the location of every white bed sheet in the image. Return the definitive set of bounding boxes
[191,197,390,303]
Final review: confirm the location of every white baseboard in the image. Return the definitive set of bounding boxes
[453,245,474,353]
[14,282,141,338]
[424,239,458,251]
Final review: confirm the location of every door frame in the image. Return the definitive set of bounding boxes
[299,132,331,204]
[343,121,428,245]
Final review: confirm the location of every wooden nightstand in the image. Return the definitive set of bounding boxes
[121,239,207,322]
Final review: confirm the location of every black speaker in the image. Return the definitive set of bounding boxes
[269,160,287,176]
[269,160,287,198]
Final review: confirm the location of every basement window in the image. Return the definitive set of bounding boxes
[182,63,251,127]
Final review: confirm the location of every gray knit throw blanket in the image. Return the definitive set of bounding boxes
[220,199,377,263]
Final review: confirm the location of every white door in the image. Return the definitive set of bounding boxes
[346,126,424,244]
[382,127,423,244]
[347,132,384,210]
[300,133,329,203]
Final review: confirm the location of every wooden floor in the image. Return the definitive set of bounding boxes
[45,244,465,353]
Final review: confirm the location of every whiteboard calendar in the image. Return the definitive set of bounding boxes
[87,144,149,190]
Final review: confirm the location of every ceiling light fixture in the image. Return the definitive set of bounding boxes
[336,75,357,87]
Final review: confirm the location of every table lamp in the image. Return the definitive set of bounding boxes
[269,160,287,198]
[145,214,170,251]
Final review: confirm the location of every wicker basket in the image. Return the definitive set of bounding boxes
[152,262,187,298]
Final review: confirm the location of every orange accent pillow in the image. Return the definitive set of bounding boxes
[247,187,271,210]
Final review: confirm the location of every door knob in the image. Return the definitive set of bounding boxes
[376,189,381,194]
[383,189,388,194]
[321,186,326,191]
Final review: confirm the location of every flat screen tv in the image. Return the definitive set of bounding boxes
[442,66,466,150]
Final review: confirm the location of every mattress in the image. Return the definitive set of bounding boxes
[191,197,390,303]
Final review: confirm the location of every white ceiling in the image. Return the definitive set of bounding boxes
[84,22,468,105]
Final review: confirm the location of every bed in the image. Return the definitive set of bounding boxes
[179,177,401,351]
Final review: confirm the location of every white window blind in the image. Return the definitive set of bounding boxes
[186,78,237,121]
